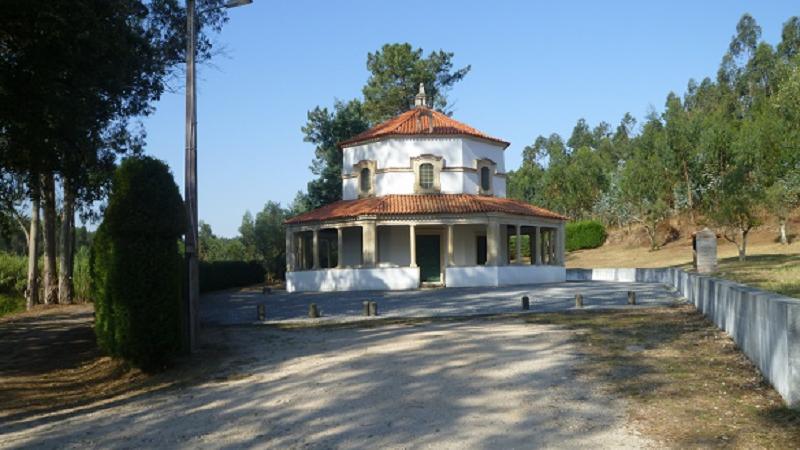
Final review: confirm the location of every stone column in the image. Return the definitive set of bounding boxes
[409,224,417,267]
[285,228,294,272]
[535,226,542,265]
[487,221,499,266]
[447,225,455,267]
[336,228,343,269]
[362,221,377,267]
[297,232,304,270]
[515,225,522,264]
[312,228,320,270]
[557,223,566,265]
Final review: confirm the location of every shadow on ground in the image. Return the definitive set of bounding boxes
[2,314,653,449]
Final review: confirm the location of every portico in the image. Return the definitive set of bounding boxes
[285,209,566,292]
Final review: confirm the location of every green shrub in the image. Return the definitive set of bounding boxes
[0,292,24,317]
[91,156,185,372]
[566,220,607,252]
[199,260,265,293]
[0,252,27,295]
[73,246,91,302]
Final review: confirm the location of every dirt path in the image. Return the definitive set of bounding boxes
[1,319,651,449]
[0,305,165,428]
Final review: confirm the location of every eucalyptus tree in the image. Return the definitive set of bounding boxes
[663,93,698,218]
[619,116,673,250]
[0,0,229,306]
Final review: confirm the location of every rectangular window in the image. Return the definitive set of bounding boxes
[419,163,434,189]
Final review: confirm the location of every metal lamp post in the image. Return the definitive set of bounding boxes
[185,0,252,352]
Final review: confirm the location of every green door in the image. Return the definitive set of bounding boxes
[416,235,441,283]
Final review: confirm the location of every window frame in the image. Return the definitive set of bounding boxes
[419,163,434,189]
[475,159,496,195]
[359,167,371,193]
[412,155,443,194]
[352,160,376,198]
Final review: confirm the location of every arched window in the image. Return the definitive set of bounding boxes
[360,167,371,193]
[419,163,434,189]
[480,166,491,192]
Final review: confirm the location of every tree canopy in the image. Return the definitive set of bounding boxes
[507,13,800,258]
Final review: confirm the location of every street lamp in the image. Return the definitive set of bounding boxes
[185,0,252,352]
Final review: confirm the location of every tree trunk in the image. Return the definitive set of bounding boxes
[646,222,659,251]
[779,217,788,245]
[58,180,75,305]
[26,193,40,310]
[41,173,58,304]
[683,160,694,224]
[738,229,748,262]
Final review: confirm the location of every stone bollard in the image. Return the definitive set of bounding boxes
[368,301,378,316]
[627,291,636,305]
[363,301,371,316]
[522,296,530,310]
[575,294,584,308]
[257,304,266,321]
[309,303,320,318]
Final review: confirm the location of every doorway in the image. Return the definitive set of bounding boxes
[416,234,441,283]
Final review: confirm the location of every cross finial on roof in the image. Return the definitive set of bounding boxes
[414,83,427,108]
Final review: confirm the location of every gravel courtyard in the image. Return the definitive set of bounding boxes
[202,280,680,325]
[1,318,652,449]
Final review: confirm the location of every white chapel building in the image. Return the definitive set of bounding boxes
[285,85,567,292]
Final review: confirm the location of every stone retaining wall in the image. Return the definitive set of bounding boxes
[566,267,800,408]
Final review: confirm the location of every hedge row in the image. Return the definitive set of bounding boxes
[199,260,265,293]
[91,157,185,372]
[566,220,607,252]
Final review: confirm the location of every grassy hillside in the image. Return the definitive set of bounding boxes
[567,221,800,298]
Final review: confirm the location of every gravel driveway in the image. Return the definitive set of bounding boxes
[1,318,652,449]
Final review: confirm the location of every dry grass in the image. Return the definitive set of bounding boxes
[702,254,800,298]
[567,225,800,297]
[524,306,800,449]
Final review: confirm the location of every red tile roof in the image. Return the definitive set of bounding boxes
[285,194,567,224]
[338,107,510,149]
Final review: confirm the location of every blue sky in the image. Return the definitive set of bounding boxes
[138,0,797,237]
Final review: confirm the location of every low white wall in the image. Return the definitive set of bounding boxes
[497,265,565,285]
[446,266,499,288]
[446,265,565,288]
[286,267,420,293]
[566,268,637,282]
[566,267,800,408]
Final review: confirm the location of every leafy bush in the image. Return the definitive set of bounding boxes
[566,220,607,252]
[0,293,24,317]
[200,260,265,293]
[73,246,92,302]
[91,157,185,371]
[0,252,27,295]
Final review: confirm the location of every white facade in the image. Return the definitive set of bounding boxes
[342,137,507,199]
